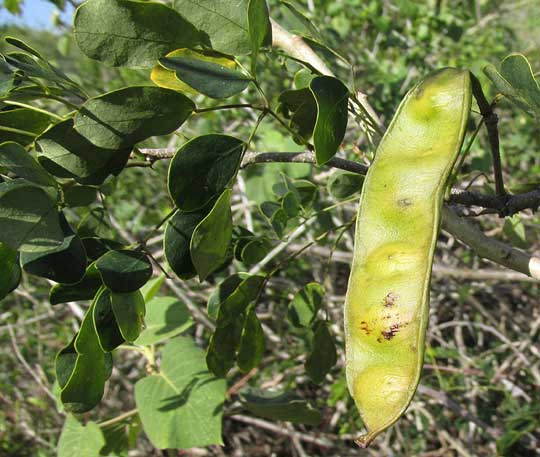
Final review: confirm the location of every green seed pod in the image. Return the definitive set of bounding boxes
[344,68,472,446]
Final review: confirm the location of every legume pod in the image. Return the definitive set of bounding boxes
[344,68,472,447]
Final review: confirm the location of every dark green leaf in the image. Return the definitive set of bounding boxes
[0,179,63,252]
[74,86,195,150]
[57,295,113,412]
[172,0,250,55]
[270,207,288,238]
[37,119,131,185]
[81,237,124,262]
[96,250,153,293]
[305,320,337,384]
[237,308,265,372]
[0,141,56,187]
[93,288,125,352]
[57,415,105,457]
[309,76,349,165]
[484,54,540,118]
[288,282,324,328]
[159,55,251,99]
[74,0,202,68]
[20,213,87,284]
[62,185,98,207]
[0,108,51,146]
[111,290,146,342]
[77,208,113,239]
[0,242,21,300]
[327,171,364,199]
[206,323,240,378]
[190,189,232,281]
[168,135,244,211]
[164,209,206,279]
[207,274,245,319]
[135,296,193,346]
[49,262,102,305]
[239,238,271,265]
[215,274,264,327]
[247,0,271,73]
[277,88,317,142]
[241,391,323,425]
[135,336,226,448]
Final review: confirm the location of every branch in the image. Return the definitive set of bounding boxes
[449,188,540,216]
[241,151,369,174]
[136,148,369,175]
[441,206,540,280]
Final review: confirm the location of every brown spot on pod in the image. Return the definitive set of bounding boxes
[383,293,398,307]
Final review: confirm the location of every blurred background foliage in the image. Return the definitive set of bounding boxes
[1,0,540,456]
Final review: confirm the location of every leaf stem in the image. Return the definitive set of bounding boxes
[97,408,138,428]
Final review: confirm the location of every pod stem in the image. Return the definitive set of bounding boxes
[470,73,506,198]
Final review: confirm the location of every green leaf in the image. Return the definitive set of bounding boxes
[3,0,23,14]
[241,391,323,425]
[74,0,202,68]
[164,209,206,279]
[172,0,250,55]
[484,54,540,118]
[247,0,271,73]
[135,296,193,346]
[135,336,226,449]
[0,141,56,187]
[96,250,153,293]
[0,59,18,98]
[93,288,125,352]
[239,238,271,265]
[140,274,165,303]
[0,108,51,146]
[49,262,102,305]
[111,290,145,342]
[20,213,87,284]
[57,298,113,412]
[206,323,241,377]
[37,119,131,185]
[0,242,21,300]
[207,274,245,319]
[57,415,105,457]
[277,88,317,142]
[190,189,233,281]
[0,179,63,252]
[63,185,98,208]
[309,76,349,165]
[215,274,264,327]
[168,135,244,211]
[74,86,195,150]
[159,55,251,99]
[503,214,528,249]
[288,282,324,328]
[327,171,364,199]
[305,320,337,384]
[152,48,237,94]
[81,238,124,262]
[237,308,265,372]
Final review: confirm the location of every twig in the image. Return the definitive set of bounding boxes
[441,206,540,281]
[230,415,333,448]
[7,325,57,404]
[470,75,506,197]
